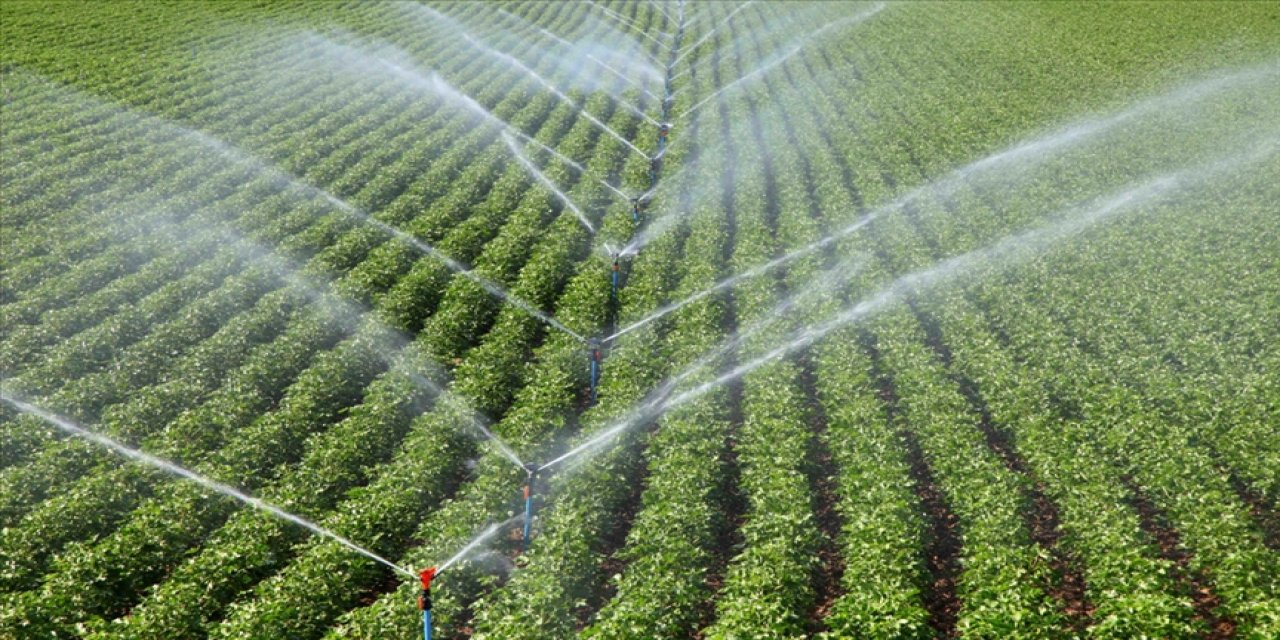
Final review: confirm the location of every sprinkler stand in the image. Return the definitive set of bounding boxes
[521,463,540,550]
[587,337,604,403]
[610,252,622,298]
[418,567,437,640]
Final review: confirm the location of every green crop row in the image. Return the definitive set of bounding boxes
[52,3,660,634]
[203,62,645,640]
[0,0,580,516]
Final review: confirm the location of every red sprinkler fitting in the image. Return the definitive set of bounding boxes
[418,567,436,640]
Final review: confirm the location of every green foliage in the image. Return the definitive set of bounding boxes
[2,1,1279,639]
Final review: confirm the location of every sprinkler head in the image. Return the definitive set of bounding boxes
[419,567,437,590]
[523,462,540,478]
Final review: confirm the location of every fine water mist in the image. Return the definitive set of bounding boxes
[540,135,1277,474]
[542,254,868,472]
[678,3,886,119]
[460,32,658,152]
[671,1,756,67]
[585,0,677,54]
[493,7,664,99]
[399,2,661,141]
[437,515,524,574]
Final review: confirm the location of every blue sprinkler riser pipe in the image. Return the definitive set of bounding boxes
[589,358,600,402]
[418,567,436,640]
[522,486,534,550]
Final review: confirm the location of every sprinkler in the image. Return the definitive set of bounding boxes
[610,250,623,297]
[521,463,539,550]
[630,197,643,223]
[418,567,437,640]
[657,122,671,151]
[587,336,604,403]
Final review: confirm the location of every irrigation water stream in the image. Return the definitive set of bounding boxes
[500,131,597,234]
[10,3,1279,637]
[540,137,1278,473]
[0,395,418,579]
[460,32,658,153]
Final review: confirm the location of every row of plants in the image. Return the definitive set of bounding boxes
[0,287,307,590]
[0,3,604,629]
[694,7,867,634]
[468,26,736,637]
[205,107,635,639]
[962,178,1280,634]
[738,25,940,634]
[198,17,678,630]
[325,82,673,640]
[0,0,576,514]
[0,0,529,335]
[0,0,604,350]
[793,7,1172,632]
[813,11,1279,629]
[1,32,406,288]
[5,136,579,640]
[57,7,650,632]
[575,9,761,635]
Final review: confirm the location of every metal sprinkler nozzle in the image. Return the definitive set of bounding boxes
[523,462,540,479]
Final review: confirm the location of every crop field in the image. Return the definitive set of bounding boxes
[2,1,1279,638]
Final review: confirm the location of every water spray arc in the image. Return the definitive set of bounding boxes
[1,395,417,579]
[671,0,755,67]
[141,50,592,349]
[413,514,523,639]
[501,132,597,234]
[521,463,540,550]
[586,0,677,54]
[494,7,662,101]
[677,3,885,120]
[459,32,657,154]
